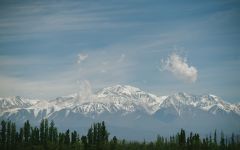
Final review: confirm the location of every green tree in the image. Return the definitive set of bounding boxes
[10,122,16,146]
[19,127,24,143]
[87,126,93,145]
[110,136,118,150]
[53,127,58,144]
[23,120,31,143]
[101,121,108,143]
[214,129,217,145]
[30,126,39,144]
[156,135,164,149]
[179,129,186,148]
[230,133,235,149]
[44,119,49,143]
[97,122,101,147]
[71,130,77,144]
[40,119,45,144]
[81,136,87,149]
[64,129,70,145]
[6,121,11,149]
[220,131,225,150]
[93,123,97,145]
[59,133,65,144]
[30,127,34,144]
[1,120,6,145]
[49,120,55,143]
[192,133,200,150]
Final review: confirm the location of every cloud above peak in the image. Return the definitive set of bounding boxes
[161,53,198,83]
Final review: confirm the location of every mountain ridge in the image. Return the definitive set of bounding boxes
[0,85,239,140]
[0,85,239,116]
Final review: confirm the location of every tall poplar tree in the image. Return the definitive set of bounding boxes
[64,129,70,145]
[6,121,11,149]
[49,120,55,142]
[11,123,16,145]
[40,119,45,144]
[24,120,30,143]
[1,120,6,145]
[44,119,49,143]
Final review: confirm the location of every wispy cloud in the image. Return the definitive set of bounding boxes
[161,52,198,83]
[76,80,93,102]
[77,53,88,64]
[0,1,137,42]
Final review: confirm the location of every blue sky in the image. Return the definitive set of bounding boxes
[0,0,239,103]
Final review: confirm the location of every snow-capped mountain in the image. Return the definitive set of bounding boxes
[0,96,39,111]
[158,92,240,116]
[0,85,239,140]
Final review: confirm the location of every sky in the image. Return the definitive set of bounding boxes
[0,0,239,103]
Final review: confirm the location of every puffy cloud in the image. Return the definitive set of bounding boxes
[161,52,198,83]
[77,53,88,64]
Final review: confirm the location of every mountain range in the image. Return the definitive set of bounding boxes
[0,85,240,140]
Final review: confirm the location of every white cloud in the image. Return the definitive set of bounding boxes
[76,80,93,102]
[77,53,88,64]
[161,52,198,83]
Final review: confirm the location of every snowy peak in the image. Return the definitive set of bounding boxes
[160,93,239,116]
[96,85,162,104]
[95,85,164,114]
[0,96,39,110]
[97,85,143,98]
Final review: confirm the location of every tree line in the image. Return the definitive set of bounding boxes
[0,119,240,150]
